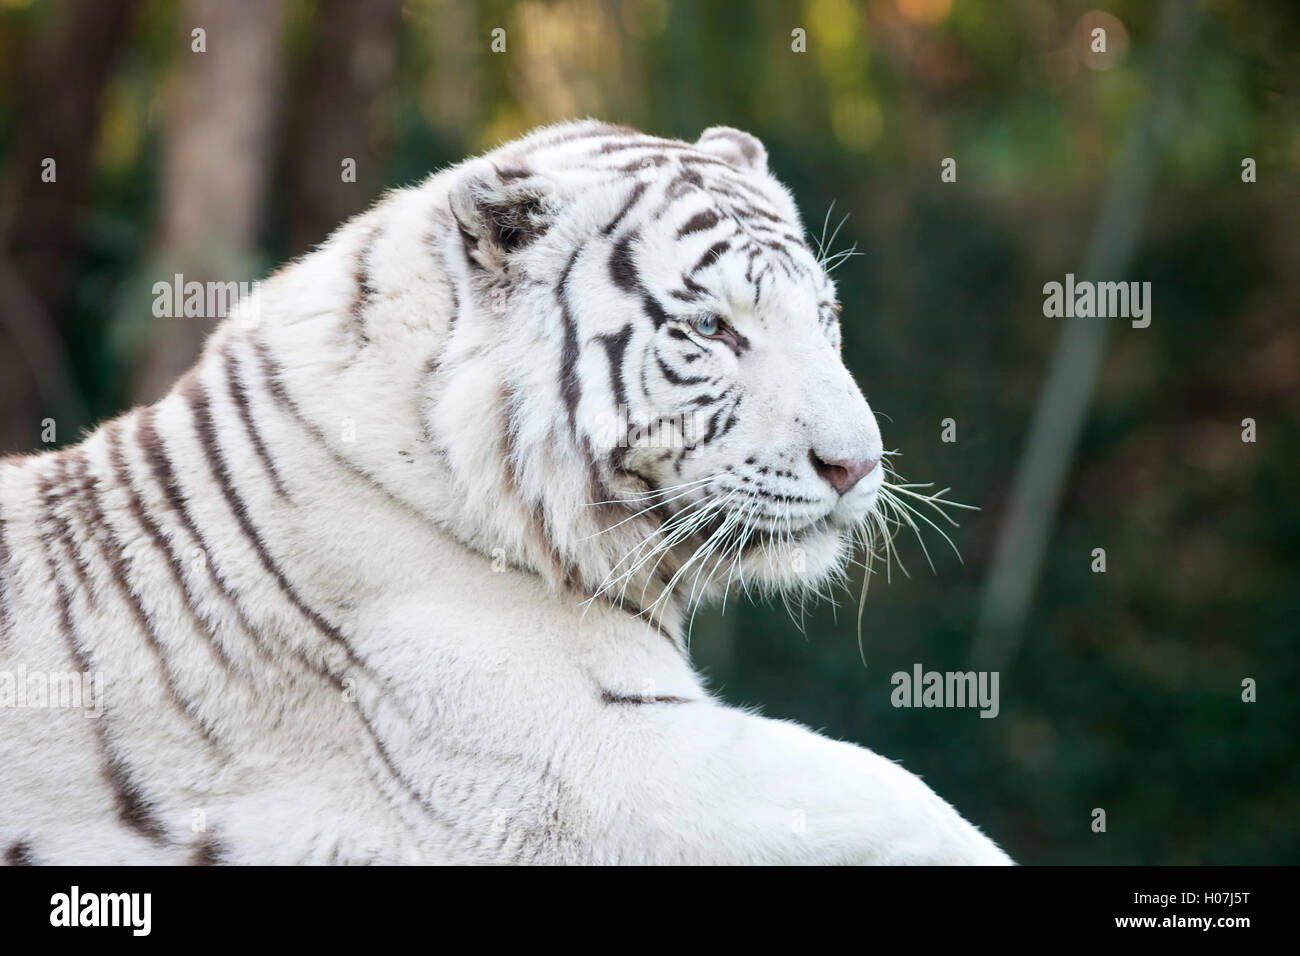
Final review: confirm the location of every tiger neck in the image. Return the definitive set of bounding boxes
[164,206,693,650]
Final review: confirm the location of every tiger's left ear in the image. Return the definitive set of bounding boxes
[447,160,553,272]
[695,127,768,173]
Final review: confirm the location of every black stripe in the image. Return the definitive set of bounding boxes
[106,420,242,677]
[638,336,654,412]
[609,232,669,328]
[715,406,740,442]
[602,181,647,235]
[690,240,730,275]
[4,842,33,865]
[655,353,708,386]
[651,169,704,216]
[700,406,727,445]
[43,455,98,610]
[677,208,720,237]
[594,324,633,411]
[597,137,692,156]
[558,244,584,434]
[600,689,690,705]
[69,448,227,751]
[609,232,639,293]
[222,340,290,499]
[689,390,726,408]
[38,471,168,846]
[191,836,225,865]
[727,328,751,357]
[133,408,283,672]
[671,167,704,192]
[351,226,379,347]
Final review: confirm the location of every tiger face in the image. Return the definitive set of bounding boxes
[441,122,883,615]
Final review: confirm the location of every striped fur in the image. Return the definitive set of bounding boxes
[0,122,1009,864]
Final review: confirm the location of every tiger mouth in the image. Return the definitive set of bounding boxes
[681,507,833,551]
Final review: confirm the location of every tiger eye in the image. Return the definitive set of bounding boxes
[693,313,720,336]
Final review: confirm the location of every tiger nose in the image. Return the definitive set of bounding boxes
[809,451,879,494]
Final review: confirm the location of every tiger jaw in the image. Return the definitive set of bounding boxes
[647,475,881,598]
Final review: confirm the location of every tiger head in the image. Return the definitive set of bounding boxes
[432,121,883,624]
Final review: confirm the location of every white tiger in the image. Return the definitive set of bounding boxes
[0,121,1011,865]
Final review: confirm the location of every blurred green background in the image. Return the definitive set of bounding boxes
[1,0,1297,863]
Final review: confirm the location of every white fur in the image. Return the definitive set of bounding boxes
[0,121,1010,864]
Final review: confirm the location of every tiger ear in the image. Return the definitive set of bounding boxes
[695,126,768,173]
[447,161,553,270]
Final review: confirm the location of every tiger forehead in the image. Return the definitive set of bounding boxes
[601,164,811,255]
[491,123,832,300]
[506,135,783,208]
[552,160,788,225]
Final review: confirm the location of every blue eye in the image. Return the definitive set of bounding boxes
[692,313,721,336]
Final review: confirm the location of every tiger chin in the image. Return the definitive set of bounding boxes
[0,120,1011,865]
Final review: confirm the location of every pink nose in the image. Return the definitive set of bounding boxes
[810,452,878,494]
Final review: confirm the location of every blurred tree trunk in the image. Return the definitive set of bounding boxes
[0,0,135,453]
[132,0,286,403]
[973,0,1204,669]
[283,0,403,257]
